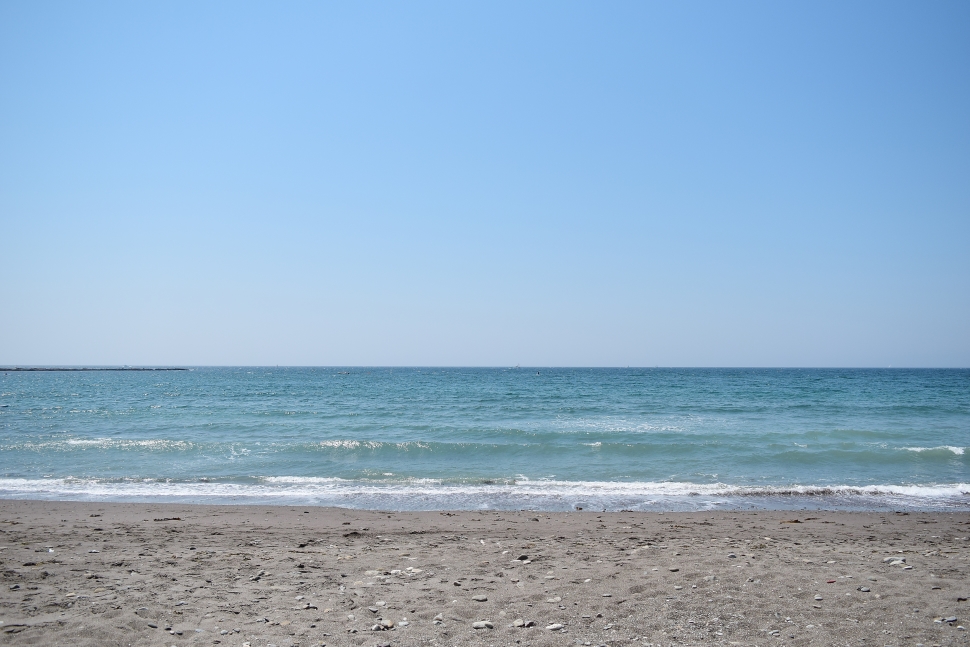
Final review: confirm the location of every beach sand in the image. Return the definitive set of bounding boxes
[0,501,967,646]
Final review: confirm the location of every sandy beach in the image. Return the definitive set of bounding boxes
[0,502,966,647]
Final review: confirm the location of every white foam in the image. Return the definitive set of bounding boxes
[0,477,966,510]
[904,446,965,455]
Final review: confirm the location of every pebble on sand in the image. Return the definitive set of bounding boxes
[472,621,493,629]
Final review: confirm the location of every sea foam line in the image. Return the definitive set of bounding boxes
[0,477,966,499]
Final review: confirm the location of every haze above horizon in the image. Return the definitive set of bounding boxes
[1,1,967,367]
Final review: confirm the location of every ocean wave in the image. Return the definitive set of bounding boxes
[903,446,965,455]
[4,438,200,451]
[0,477,965,512]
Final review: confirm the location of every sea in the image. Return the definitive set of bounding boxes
[0,367,967,512]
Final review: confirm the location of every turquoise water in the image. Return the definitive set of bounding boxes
[0,368,967,511]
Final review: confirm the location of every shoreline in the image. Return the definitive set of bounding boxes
[0,500,967,646]
[1,481,967,514]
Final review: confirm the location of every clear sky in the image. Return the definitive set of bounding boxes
[1,1,968,367]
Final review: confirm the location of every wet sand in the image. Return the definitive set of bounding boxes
[0,500,968,647]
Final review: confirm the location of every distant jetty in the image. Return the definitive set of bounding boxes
[0,367,188,372]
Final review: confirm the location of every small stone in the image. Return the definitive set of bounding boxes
[433,613,444,622]
[472,621,493,629]
[148,623,158,628]
[669,568,679,572]
[546,623,565,630]
[516,555,529,561]
[377,600,386,606]
[546,596,561,603]
[472,595,487,602]
[814,595,823,601]
[945,617,958,623]
[524,620,536,627]
[858,587,871,592]
[368,607,379,613]
[398,620,409,627]
[727,553,737,559]
[513,618,525,627]
[602,593,612,597]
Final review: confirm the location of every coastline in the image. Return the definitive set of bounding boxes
[1,500,967,646]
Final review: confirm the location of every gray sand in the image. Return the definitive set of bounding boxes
[0,501,968,646]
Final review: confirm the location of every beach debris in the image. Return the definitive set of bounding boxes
[370,617,395,631]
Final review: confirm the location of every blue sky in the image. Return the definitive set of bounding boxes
[1,1,967,367]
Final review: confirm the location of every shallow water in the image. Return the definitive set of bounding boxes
[0,367,967,510]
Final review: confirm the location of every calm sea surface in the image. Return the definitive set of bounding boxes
[0,368,967,511]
